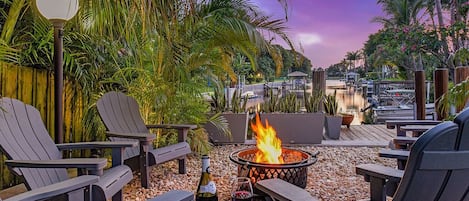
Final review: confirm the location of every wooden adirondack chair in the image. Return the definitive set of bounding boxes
[1,176,194,201]
[356,107,469,201]
[0,98,136,201]
[96,91,196,188]
[1,175,98,201]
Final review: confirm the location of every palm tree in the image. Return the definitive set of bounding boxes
[373,0,426,27]
[0,0,294,153]
[346,50,361,71]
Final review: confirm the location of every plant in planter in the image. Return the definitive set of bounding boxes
[255,89,325,144]
[324,91,342,139]
[278,92,300,113]
[260,88,281,113]
[205,82,249,144]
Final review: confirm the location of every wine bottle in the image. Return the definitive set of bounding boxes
[196,155,218,201]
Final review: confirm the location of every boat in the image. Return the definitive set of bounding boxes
[241,91,259,99]
[372,103,435,123]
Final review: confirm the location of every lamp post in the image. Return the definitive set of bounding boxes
[36,0,78,144]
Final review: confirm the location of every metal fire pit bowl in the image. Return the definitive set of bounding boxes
[229,147,318,188]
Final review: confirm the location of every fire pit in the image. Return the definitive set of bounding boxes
[231,113,319,188]
[229,147,318,188]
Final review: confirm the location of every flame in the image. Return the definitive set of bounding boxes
[251,113,284,164]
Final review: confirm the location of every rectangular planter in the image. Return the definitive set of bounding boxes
[259,113,324,144]
[205,113,248,144]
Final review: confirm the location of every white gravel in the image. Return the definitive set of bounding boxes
[123,145,396,201]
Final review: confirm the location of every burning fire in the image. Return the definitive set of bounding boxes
[251,113,284,164]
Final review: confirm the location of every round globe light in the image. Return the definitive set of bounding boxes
[36,0,78,22]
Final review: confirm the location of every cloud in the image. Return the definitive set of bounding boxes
[295,33,321,46]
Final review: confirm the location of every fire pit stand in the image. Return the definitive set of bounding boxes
[229,148,318,188]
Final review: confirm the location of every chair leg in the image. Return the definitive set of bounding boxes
[177,128,188,174]
[111,190,123,201]
[178,157,186,174]
[397,159,407,170]
[370,177,386,201]
[140,144,150,188]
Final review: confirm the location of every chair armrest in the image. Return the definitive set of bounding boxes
[379,149,409,160]
[106,131,156,143]
[146,124,197,130]
[356,164,403,200]
[385,120,441,129]
[356,164,403,182]
[147,124,196,143]
[4,175,99,201]
[56,141,138,151]
[393,136,418,149]
[5,158,107,175]
[255,178,319,201]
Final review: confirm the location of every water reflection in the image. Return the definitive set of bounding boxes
[326,80,367,125]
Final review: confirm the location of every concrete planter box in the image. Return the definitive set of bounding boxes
[325,115,342,140]
[259,113,324,144]
[205,113,248,144]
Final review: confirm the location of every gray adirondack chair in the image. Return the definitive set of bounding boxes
[1,176,194,201]
[1,175,98,201]
[0,98,136,201]
[96,91,195,188]
[356,107,469,201]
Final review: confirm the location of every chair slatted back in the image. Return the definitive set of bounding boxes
[96,92,148,159]
[393,108,469,201]
[0,98,68,190]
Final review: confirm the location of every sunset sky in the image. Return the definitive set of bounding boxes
[252,0,384,68]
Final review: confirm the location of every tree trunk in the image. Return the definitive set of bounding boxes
[435,0,450,65]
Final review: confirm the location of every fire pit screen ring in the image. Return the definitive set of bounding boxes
[229,147,318,189]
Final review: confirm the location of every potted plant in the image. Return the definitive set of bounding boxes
[205,82,249,144]
[256,89,324,144]
[340,113,354,128]
[324,91,342,139]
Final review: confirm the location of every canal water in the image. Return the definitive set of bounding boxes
[326,80,367,125]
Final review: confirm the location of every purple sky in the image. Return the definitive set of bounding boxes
[252,1,384,68]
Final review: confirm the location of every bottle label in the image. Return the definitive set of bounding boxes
[198,181,217,194]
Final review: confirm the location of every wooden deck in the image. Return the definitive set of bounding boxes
[320,124,394,147]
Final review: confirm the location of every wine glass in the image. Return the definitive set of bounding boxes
[231,177,253,201]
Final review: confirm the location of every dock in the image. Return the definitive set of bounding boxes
[321,124,394,147]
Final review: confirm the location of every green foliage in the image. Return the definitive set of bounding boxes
[232,53,252,77]
[437,77,469,119]
[230,89,249,113]
[258,45,312,78]
[210,82,227,113]
[260,89,321,113]
[304,89,323,113]
[278,92,299,113]
[362,109,375,124]
[362,25,443,79]
[210,80,247,113]
[451,48,469,66]
[323,91,339,116]
[260,88,280,113]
